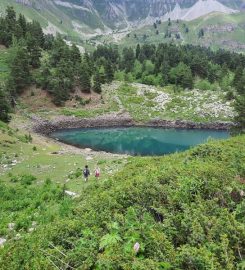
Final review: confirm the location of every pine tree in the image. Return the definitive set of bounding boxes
[80,64,91,93]
[169,62,193,89]
[26,33,41,68]
[105,61,114,83]
[49,60,73,105]
[9,44,31,94]
[83,52,93,76]
[122,48,134,73]
[233,67,244,92]
[70,44,81,65]
[93,70,102,94]
[2,6,16,46]
[27,21,44,48]
[18,14,27,37]
[0,86,11,123]
[198,28,205,38]
[136,44,141,59]
[168,18,171,26]
[36,60,51,90]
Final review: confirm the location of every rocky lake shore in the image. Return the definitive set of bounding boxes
[32,113,234,136]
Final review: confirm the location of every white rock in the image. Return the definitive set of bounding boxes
[65,190,80,198]
[15,234,21,240]
[0,238,6,247]
[8,223,15,230]
[32,221,37,227]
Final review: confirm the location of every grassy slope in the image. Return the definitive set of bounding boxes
[62,82,235,123]
[0,119,244,268]
[0,117,127,194]
[118,12,245,52]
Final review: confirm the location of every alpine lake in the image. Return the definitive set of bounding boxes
[50,127,229,156]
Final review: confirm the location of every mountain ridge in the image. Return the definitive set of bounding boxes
[1,0,245,52]
[2,0,243,33]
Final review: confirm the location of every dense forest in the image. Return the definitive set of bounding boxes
[0,6,244,131]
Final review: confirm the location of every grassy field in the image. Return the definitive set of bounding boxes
[0,117,127,194]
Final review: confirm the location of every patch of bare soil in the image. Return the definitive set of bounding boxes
[19,86,103,111]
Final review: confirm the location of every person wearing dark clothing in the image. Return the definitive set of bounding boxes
[83,165,90,182]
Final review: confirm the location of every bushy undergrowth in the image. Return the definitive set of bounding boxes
[0,136,244,269]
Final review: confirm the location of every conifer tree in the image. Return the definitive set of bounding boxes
[105,61,114,83]
[9,44,31,94]
[70,44,81,77]
[26,33,41,68]
[83,52,93,76]
[49,60,73,105]
[18,14,27,37]
[70,44,81,65]
[93,70,102,94]
[0,86,11,123]
[1,6,16,46]
[27,21,44,48]
[122,48,134,73]
[80,64,91,93]
[233,67,244,93]
[136,44,141,59]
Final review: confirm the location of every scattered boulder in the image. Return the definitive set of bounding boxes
[65,190,80,198]
[0,238,6,247]
[8,223,15,231]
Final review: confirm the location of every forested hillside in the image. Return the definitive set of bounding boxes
[0,6,244,132]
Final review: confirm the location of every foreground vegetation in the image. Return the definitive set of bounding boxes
[0,118,244,269]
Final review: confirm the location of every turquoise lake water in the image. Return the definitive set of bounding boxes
[51,127,229,156]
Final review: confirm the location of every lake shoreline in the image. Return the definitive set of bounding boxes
[32,113,234,136]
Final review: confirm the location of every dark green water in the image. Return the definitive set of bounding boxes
[51,127,229,156]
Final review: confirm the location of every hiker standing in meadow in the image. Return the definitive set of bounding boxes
[83,165,90,182]
[94,166,100,179]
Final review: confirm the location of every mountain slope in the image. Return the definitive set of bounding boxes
[0,0,241,35]
[0,0,244,52]
[118,12,245,53]
[164,0,238,21]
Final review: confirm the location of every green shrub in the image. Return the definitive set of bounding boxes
[195,79,212,91]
